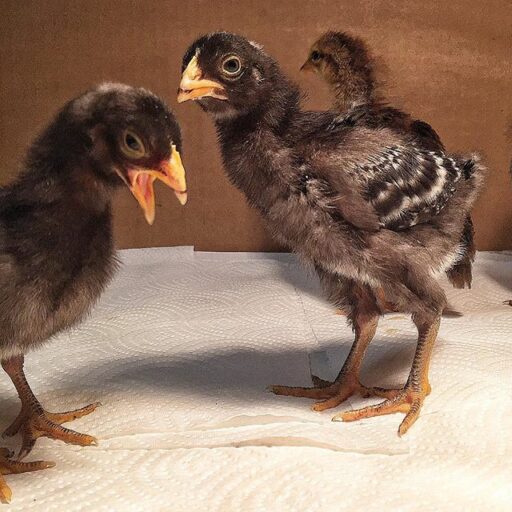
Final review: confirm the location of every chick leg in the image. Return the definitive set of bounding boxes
[0,448,54,503]
[271,306,379,411]
[1,356,100,460]
[334,315,440,436]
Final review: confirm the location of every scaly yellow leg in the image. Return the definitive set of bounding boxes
[271,314,379,411]
[334,316,440,436]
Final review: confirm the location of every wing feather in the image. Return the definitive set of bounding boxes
[312,141,463,232]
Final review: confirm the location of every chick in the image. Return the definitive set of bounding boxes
[301,32,441,145]
[0,83,187,502]
[177,32,485,436]
[302,31,476,290]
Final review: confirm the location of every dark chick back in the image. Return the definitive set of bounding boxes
[339,103,444,152]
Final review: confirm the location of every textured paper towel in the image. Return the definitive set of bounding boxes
[0,247,511,511]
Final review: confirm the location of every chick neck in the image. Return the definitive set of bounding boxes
[19,115,119,215]
[215,67,300,132]
[326,60,376,112]
[213,76,301,211]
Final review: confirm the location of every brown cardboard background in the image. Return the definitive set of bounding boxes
[1,0,511,251]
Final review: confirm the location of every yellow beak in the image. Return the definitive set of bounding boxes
[127,144,187,225]
[300,59,315,73]
[177,55,227,103]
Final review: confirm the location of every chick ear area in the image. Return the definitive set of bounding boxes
[86,124,117,170]
[86,124,106,148]
[252,66,263,82]
[87,124,104,145]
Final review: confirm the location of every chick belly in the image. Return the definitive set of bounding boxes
[0,273,106,359]
[0,293,53,359]
[266,200,374,281]
[265,196,462,303]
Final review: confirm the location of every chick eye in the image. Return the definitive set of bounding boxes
[121,130,145,158]
[311,50,322,62]
[222,56,242,76]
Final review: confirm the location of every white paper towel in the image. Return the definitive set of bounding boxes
[0,247,510,511]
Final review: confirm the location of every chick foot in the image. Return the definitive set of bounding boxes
[2,355,100,459]
[333,382,431,436]
[3,402,100,460]
[0,448,55,503]
[272,311,380,412]
[271,374,379,412]
[336,315,441,436]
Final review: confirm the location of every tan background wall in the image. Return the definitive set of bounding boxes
[1,0,511,251]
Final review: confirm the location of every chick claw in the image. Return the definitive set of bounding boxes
[3,402,101,460]
[333,383,431,436]
[270,374,375,412]
[0,448,55,503]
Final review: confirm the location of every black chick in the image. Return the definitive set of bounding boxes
[0,83,186,503]
[177,32,485,436]
[302,31,476,290]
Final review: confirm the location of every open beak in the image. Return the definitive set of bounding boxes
[126,144,187,225]
[177,55,227,103]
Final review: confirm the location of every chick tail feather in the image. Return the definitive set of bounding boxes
[446,216,475,289]
[444,155,485,289]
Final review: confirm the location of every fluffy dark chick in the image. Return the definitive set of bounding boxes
[0,83,186,503]
[178,32,485,436]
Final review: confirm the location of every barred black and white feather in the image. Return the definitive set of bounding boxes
[356,146,463,230]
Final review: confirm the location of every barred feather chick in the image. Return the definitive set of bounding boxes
[178,32,486,435]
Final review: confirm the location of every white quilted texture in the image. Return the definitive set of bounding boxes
[0,247,511,511]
